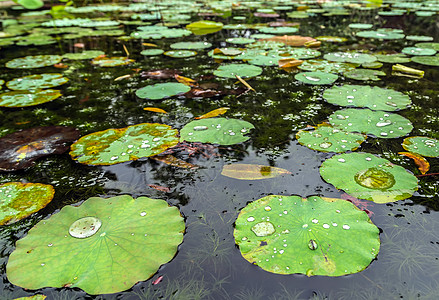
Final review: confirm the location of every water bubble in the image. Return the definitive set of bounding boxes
[346,95,354,99]
[193,126,208,131]
[110,156,119,161]
[354,167,395,189]
[69,217,102,239]
[140,211,147,216]
[323,224,330,229]
[312,219,318,224]
[308,239,318,250]
[247,216,255,222]
[338,158,346,163]
[343,225,350,230]
[380,132,388,136]
[376,120,392,127]
[305,75,321,81]
[251,221,275,237]
[319,142,332,149]
[265,206,272,211]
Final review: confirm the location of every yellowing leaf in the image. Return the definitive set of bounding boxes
[278,58,303,70]
[151,155,198,169]
[143,107,168,114]
[174,74,197,87]
[235,75,255,92]
[221,163,291,180]
[142,43,158,47]
[114,74,132,81]
[398,152,430,174]
[195,107,230,119]
[123,44,130,57]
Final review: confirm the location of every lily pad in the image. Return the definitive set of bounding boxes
[163,50,197,58]
[411,55,439,66]
[402,136,439,158]
[258,27,298,34]
[406,35,433,42]
[374,53,411,64]
[70,123,179,165]
[0,182,54,225]
[414,42,439,51]
[0,89,62,107]
[295,72,338,85]
[214,64,262,79]
[324,52,377,65]
[323,85,411,111]
[186,20,223,35]
[170,41,212,50]
[6,74,68,91]
[135,82,191,100]
[6,55,62,69]
[234,195,380,276]
[298,59,355,73]
[7,195,184,294]
[320,152,418,203]
[401,47,436,56]
[296,124,366,153]
[226,38,256,45]
[63,50,105,60]
[180,118,254,145]
[140,49,164,56]
[343,69,385,81]
[356,30,405,40]
[328,108,413,138]
[0,126,79,171]
[91,56,134,67]
[221,164,291,180]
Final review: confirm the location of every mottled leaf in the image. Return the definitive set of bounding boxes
[221,164,291,180]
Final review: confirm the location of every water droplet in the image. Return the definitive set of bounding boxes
[187,132,193,136]
[376,120,392,127]
[302,223,308,228]
[279,249,284,254]
[48,243,53,247]
[354,167,395,189]
[336,210,340,213]
[41,263,45,266]
[283,210,288,214]
[305,75,321,81]
[380,132,388,136]
[336,114,346,120]
[110,156,119,161]
[242,237,248,241]
[343,225,350,230]
[247,216,255,222]
[319,142,332,149]
[140,211,147,216]
[385,101,397,107]
[323,224,330,229]
[308,239,318,250]
[332,223,338,227]
[229,132,236,136]
[251,221,275,237]
[312,219,318,224]
[425,140,436,147]
[152,137,161,142]
[265,206,272,211]
[346,95,354,99]
[338,158,346,163]
[365,157,372,161]
[193,126,208,131]
[69,217,102,239]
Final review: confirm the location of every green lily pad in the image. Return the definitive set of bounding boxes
[343,69,386,81]
[62,50,105,60]
[401,47,437,56]
[0,89,62,107]
[248,54,281,66]
[296,124,366,153]
[402,136,439,158]
[374,53,411,64]
[361,61,383,69]
[406,35,433,42]
[180,118,254,145]
[163,50,197,58]
[91,56,134,67]
[214,64,263,79]
[140,49,164,56]
[295,72,338,85]
[356,30,405,40]
[297,59,355,73]
[324,52,377,65]
[320,152,418,203]
[258,27,298,34]
[186,20,223,35]
[414,42,439,51]
[234,195,380,276]
[323,85,411,111]
[170,41,212,50]
[7,195,184,294]
[328,108,413,139]
[70,123,179,165]
[286,48,321,60]
[315,36,347,42]
[6,74,68,91]
[6,55,62,69]
[348,23,373,29]
[411,55,439,66]
[135,82,190,100]
[0,182,54,225]
[226,37,256,45]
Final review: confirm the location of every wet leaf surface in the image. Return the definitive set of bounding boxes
[402,136,439,158]
[0,89,62,107]
[6,55,62,69]
[221,164,291,180]
[6,74,68,91]
[136,82,191,100]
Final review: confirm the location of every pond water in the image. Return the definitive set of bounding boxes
[1,0,439,299]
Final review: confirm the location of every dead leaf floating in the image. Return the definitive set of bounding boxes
[221,163,291,180]
[195,107,230,119]
[398,152,430,174]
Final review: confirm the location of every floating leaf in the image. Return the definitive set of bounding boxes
[374,53,411,64]
[14,295,46,300]
[6,74,68,91]
[226,38,256,45]
[7,195,184,294]
[258,27,298,34]
[235,75,255,91]
[195,107,230,119]
[414,42,439,51]
[0,89,62,107]
[143,107,167,114]
[0,182,54,225]
[356,30,405,40]
[234,195,380,276]
[70,123,179,165]
[392,64,424,78]
[411,55,439,66]
[295,71,338,85]
[328,108,413,138]
[264,35,316,46]
[324,52,377,64]
[174,74,197,87]
[186,20,223,35]
[296,124,366,153]
[141,69,181,79]
[398,152,430,174]
[214,64,263,79]
[320,152,418,203]
[63,50,105,60]
[323,85,411,111]
[343,69,385,81]
[297,59,355,73]
[91,56,134,67]
[163,50,197,58]
[401,47,436,56]
[221,164,291,180]
[0,126,79,171]
[6,55,62,69]
[140,49,164,56]
[402,136,439,158]
[136,82,191,100]
[180,118,254,145]
[151,154,197,169]
[170,41,212,50]
[278,58,303,69]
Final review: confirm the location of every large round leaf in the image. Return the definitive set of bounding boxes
[70,123,179,165]
[135,82,190,100]
[186,20,223,35]
[298,59,355,73]
[323,85,411,111]
[320,152,418,203]
[343,69,385,81]
[170,41,212,50]
[213,64,263,79]
[296,124,366,153]
[324,52,377,64]
[356,30,405,40]
[6,74,68,91]
[234,195,380,276]
[295,71,338,85]
[180,118,254,145]
[91,56,134,67]
[328,108,413,138]
[6,55,62,69]
[0,89,62,107]
[411,55,439,66]
[7,195,185,295]
[402,136,439,157]
[63,50,105,60]
[0,182,54,225]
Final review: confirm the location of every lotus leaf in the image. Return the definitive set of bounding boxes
[0,182,54,225]
[251,33,275,39]
[0,89,62,107]
[402,136,439,158]
[234,195,380,276]
[406,35,433,42]
[296,124,366,153]
[248,54,282,66]
[163,50,197,58]
[6,55,62,69]
[374,53,411,64]
[70,123,179,165]
[63,50,105,60]
[315,36,347,42]
[414,42,439,51]
[0,126,80,171]
[214,64,262,79]
[221,164,291,180]
[323,85,411,111]
[140,49,164,56]
[170,41,212,50]
[298,59,355,73]
[186,20,223,35]
[348,23,373,29]
[356,61,382,69]
[356,30,405,40]
[135,82,190,100]
[6,74,68,91]
[401,47,436,56]
[324,52,377,64]
[343,69,386,81]
[226,38,256,45]
[328,108,413,138]
[286,48,321,60]
[258,27,298,34]
[180,118,254,145]
[295,71,338,85]
[7,195,185,294]
[411,55,439,66]
[91,56,134,67]
[320,152,418,203]
[16,0,43,9]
